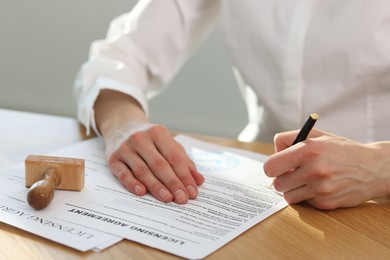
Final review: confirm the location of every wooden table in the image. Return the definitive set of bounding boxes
[1,108,390,259]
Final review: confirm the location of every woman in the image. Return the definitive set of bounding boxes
[74,1,390,209]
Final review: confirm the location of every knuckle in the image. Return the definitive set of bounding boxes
[315,182,333,195]
[132,164,150,178]
[166,153,185,166]
[304,139,323,157]
[311,168,330,179]
[108,160,124,173]
[272,178,282,191]
[150,157,168,170]
[107,155,118,165]
[128,131,145,144]
[115,142,132,157]
[113,168,129,183]
[150,124,168,134]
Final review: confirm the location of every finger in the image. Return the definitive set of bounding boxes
[174,140,205,186]
[108,160,147,196]
[286,190,343,210]
[274,161,334,203]
[281,176,335,206]
[141,152,189,204]
[123,152,175,203]
[147,127,203,200]
[282,184,314,205]
[129,131,189,204]
[163,155,199,200]
[306,177,371,210]
[283,177,355,210]
[113,138,175,203]
[273,130,299,152]
[187,157,205,186]
[263,143,307,178]
[272,167,307,192]
[154,137,203,199]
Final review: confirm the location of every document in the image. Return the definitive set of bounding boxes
[0,135,288,258]
[0,164,122,252]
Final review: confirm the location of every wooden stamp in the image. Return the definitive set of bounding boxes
[25,155,85,210]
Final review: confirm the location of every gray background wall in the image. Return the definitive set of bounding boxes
[0,0,247,138]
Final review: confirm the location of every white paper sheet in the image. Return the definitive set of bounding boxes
[0,164,122,252]
[0,109,84,168]
[0,135,287,258]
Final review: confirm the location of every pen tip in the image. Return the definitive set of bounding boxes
[310,113,319,120]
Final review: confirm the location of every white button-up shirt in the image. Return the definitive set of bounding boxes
[74,0,390,143]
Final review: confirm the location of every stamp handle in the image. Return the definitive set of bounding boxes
[27,168,60,210]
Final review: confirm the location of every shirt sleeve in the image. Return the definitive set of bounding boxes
[73,0,220,135]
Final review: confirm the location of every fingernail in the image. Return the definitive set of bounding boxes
[159,189,172,201]
[134,185,143,195]
[186,185,197,199]
[175,189,188,204]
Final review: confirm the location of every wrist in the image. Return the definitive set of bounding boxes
[94,90,149,138]
[366,142,390,199]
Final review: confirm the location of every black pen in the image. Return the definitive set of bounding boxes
[292,113,319,145]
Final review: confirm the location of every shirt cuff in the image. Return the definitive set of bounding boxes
[78,76,149,137]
